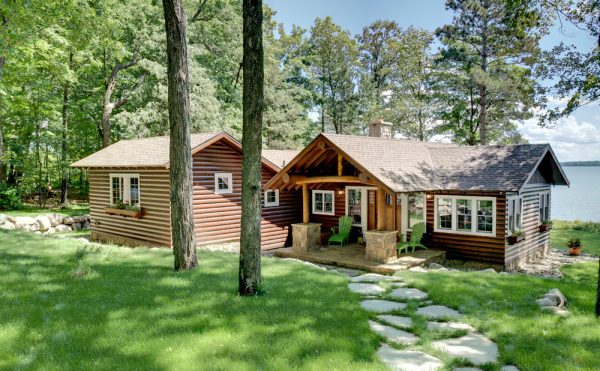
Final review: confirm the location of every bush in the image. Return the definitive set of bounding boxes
[554,220,600,233]
[0,184,22,210]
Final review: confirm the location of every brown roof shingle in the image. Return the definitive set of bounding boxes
[262,150,300,169]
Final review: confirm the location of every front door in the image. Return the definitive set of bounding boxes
[346,187,369,239]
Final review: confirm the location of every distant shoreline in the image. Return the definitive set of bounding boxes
[561,161,600,167]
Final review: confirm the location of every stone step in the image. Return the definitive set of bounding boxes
[376,314,413,330]
[369,321,419,345]
[390,287,429,300]
[431,333,499,365]
[416,305,462,320]
[349,273,403,283]
[377,344,443,371]
[348,283,385,295]
[360,300,406,313]
[427,321,475,332]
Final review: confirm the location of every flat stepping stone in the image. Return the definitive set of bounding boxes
[332,267,363,277]
[377,314,413,329]
[432,333,499,365]
[349,273,403,283]
[417,305,462,319]
[348,283,385,295]
[390,288,428,300]
[501,366,519,371]
[427,321,475,332]
[369,320,419,345]
[388,282,408,288]
[408,266,428,273]
[360,300,406,313]
[377,344,443,371]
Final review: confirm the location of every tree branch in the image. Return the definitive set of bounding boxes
[114,73,148,109]
[190,0,209,23]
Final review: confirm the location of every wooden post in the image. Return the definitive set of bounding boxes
[337,153,343,176]
[302,183,309,224]
[377,188,385,230]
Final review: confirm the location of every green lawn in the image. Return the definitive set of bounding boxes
[2,203,90,217]
[0,230,384,370]
[551,220,600,256]
[399,262,600,371]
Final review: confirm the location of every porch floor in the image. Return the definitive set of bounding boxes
[274,244,446,274]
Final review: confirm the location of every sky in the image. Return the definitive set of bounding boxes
[266,0,600,162]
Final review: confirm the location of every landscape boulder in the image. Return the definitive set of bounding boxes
[72,223,82,231]
[0,221,15,230]
[0,214,7,225]
[47,213,64,227]
[544,288,567,307]
[14,216,38,228]
[62,216,74,225]
[82,221,91,230]
[537,288,569,316]
[54,224,72,233]
[36,216,52,231]
[72,215,88,224]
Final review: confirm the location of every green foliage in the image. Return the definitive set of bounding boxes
[553,220,600,233]
[567,237,582,248]
[0,183,20,210]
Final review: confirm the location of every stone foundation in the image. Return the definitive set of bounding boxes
[505,245,548,272]
[365,230,398,263]
[291,223,322,254]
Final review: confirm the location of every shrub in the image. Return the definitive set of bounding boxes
[554,220,600,233]
[0,184,22,210]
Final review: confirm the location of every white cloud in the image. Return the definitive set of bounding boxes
[519,115,600,161]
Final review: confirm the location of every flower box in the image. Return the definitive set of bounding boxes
[104,207,143,219]
[539,224,552,233]
[507,235,525,245]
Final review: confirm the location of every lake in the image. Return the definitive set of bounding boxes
[552,166,600,222]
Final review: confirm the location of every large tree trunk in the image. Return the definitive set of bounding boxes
[163,0,198,270]
[60,52,73,204]
[239,0,263,296]
[478,1,489,145]
[596,258,600,318]
[0,55,5,184]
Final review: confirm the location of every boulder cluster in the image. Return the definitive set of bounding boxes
[0,213,91,235]
[536,288,569,316]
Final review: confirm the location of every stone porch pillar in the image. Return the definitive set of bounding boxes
[292,223,322,254]
[365,230,398,263]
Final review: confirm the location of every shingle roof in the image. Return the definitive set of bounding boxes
[262,150,300,169]
[322,133,559,192]
[71,133,222,168]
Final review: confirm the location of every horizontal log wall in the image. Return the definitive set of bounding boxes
[192,140,300,250]
[425,191,507,264]
[89,168,172,247]
[505,184,551,265]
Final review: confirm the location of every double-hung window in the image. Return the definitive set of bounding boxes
[312,190,334,215]
[264,189,279,207]
[214,173,233,194]
[110,173,141,207]
[507,195,523,234]
[434,195,496,236]
[539,191,550,222]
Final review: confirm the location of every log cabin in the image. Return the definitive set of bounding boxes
[71,132,300,250]
[264,120,570,270]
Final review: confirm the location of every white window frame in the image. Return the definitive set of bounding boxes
[539,191,550,223]
[433,195,496,237]
[264,189,279,207]
[109,173,141,207]
[507,194,523,234]
[214,173,233,194]
[312,190,335,216]
[406,193,426,231]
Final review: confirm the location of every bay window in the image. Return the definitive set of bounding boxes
[434,195,496,236]
[109,174,141,207]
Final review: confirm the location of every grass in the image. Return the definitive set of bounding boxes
[0,230,384,370]
[2,203,89,217]
[551,220,600,256]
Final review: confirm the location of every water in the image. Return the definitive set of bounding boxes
[552,167,600,222]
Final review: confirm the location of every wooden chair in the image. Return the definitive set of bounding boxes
[329,215,352,247]
[396,222,427,254]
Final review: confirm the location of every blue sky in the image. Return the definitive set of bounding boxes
[266,0,600,161]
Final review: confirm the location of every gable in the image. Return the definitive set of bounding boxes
[526,148,570,187]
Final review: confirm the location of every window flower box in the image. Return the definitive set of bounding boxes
[104,206,143,219]
[539,220,552,233]
[507,231,525,245]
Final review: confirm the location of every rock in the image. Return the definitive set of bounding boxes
[544,288,567,307]
[437,267,450,272]
[541,306,570,317]
[408,266,428,273]
[62,216,74,225]
[82,221,91,230]
[388,282,408,288]
[369,320,419,345]
[35,231,41,235]
[348,283,385,296]
[36,216,52,231]
[536,297,558,308]
[14,216,38,228]
[76,238,89,245]
[432,333,499,365]
[416,305,462,320]
[360,299,406,313]
[72,223,82,231]
[47,227,56,234]
[54,224,72,233]
[377,344,443,371]
[499,271,510,275]
[427,321,475,332]
[72,215,88,223]
[501,366,520,371]
[0,213,7,224]
[27,223,40,232]
[377,314,413,329]
[480,268,497,273]
[6,215,15,223]
[390,287,429,300]
[349,273,402,283]
[428,263,445,269]
[47,213,64,227]
[0,221,15,230]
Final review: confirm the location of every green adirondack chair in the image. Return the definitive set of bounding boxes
[329,215,352,247]
[396,222,427,254]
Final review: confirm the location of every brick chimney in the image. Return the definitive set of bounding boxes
[368,119,392,138]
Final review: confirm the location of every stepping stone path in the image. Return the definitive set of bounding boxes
[432,333,499,365]
[369,320,419,345]
[377,314,413,329]
[349,283,386,295]
[390,287,428,300]
[347,271,505,370]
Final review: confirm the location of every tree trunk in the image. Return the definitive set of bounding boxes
[163,0,198,270]
[0,55,5,184]
[479,1,489,145]
[596,257,600,318]
[60,52,73,205]
[239,0,263,296]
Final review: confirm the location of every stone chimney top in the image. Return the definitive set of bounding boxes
[368,119,393,138]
